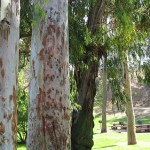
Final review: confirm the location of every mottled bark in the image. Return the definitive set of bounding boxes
[101,55,107,133]
[27,0,71,149]
[71,61,99,150]
[0,0,20,149]
[124,55,137,145]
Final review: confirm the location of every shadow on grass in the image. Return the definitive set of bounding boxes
[94,114,101,118]
[93,132,99,135]
[93,145,117,149]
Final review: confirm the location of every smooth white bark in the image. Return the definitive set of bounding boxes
[0,0,20,149]
[124,55,137,145]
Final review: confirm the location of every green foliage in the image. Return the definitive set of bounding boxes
[17,144,26,150]
[107,58,126,111]
[70,70,81,111]
[138,61,150,85]
[17,64,29,143]
[94,77,102,107]
[19,38,31,69]
[32,2,46,27]
[20,0,32,38]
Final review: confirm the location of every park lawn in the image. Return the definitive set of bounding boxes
[17,116,150,150]
[17,144,26,150]
[93,117,150,150]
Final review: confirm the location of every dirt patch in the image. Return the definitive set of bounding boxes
[94,83,150,118]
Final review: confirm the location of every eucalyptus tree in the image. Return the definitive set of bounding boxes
[0,0,20,149]
[27,0,71,149]
[101,54,107,133]
[106,0,149,145]
[70,0,106,149]
[69,0,149,148]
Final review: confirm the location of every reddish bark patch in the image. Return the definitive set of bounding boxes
[12,111,17,144]
[9,95,13,101]
[64,113,70,120]
[0,57,3,67]
[8,113,13,121]
[0,122,5,134]
[32,60,35,77]
[59,96,62,102]
[1,68,5,78]
[13,86,16,102]
[4,28,10,41]
[47,88,51,94]
[37,88,46,119]
[49,24,56,32]
[42,116,46,136]
[56,27,61,38]
[60,77,66,86]
[39,48,44,60]
[15,44,17,53]
[16,75,18,85]
[56,89,59,94]
[50,74,55,81]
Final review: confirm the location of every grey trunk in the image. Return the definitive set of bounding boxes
[71,61,98,150]
[101,55,107,133]
[124,55,137,145]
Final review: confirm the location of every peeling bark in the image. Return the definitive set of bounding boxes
[27,0,71,149]
[0,0,20,150]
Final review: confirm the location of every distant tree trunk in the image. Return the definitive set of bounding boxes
[27,0,71,149]
[124,55,137,145]
[0,0,20,149]
[71,61,99,150]
[101,55,107,133]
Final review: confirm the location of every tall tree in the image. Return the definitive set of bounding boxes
[27,0,71,149]
[123,54,137,145]
[101,54,107,133]
[70,1,106,149]
[0,0,20,149]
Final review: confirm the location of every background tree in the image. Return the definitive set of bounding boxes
[17,63,29,144]
[101,54,107,133]
[105,0,149,145]
[70,0,106,149]
[16,0,32,144]
[0,0,20,149]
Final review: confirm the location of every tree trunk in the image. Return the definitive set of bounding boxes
[0,0,20,150]
[71,61,98,150]
[71,1,106,149]
[27,0,71,149]
[101,55,107,133]
[124,55,137,145]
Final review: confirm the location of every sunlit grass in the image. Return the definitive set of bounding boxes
[17,116,150,149]
[93,116,150,150]
[17,144,26,150]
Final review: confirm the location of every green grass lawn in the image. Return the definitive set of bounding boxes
[17,144,26,150]
[92,117,150,150]
[17,116,150,150]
